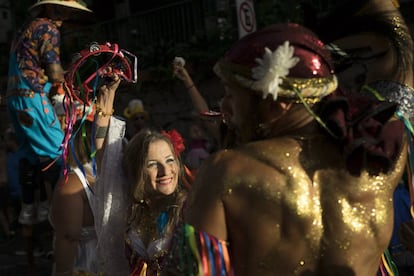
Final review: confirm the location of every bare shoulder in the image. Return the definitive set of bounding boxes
[190,138,300,200]
[184,138,302,239]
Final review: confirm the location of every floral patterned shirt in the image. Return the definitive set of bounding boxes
[13,17,61,93]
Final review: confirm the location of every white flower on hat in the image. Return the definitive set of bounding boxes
[251,41,299,100]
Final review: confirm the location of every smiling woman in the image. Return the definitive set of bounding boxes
[145,140,179,195]
[92,76,191,274]
[121,128,188,275]
[123,129,186,206]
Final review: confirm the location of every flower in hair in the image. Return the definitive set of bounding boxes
[162,129,185,156]
[251,41,299,100]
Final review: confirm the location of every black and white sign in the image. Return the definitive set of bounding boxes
[236,0,256,38]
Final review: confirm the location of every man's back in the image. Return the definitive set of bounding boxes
[185,133,407,275]
[163,22,411,276]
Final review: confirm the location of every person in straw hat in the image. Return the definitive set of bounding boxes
[123,98,152,140]
[163,22,410,276]
[6,0,92,273]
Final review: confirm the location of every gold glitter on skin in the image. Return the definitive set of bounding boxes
[392,16,409,43]
[186,134,407,275]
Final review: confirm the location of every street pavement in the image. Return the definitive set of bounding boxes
[0,221,53,276]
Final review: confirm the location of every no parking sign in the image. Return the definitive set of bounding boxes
[236,0,257,38]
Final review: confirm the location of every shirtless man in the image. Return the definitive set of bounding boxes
[164,23,409,276]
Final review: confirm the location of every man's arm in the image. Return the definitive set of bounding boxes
[184,151,228,240]
[46,63,65,96]
[46,63,65,83]
[163,150,232,275]
[39,22,64,95]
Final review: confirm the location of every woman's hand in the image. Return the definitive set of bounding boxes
[172,57,194,88]
[96,68,121,116]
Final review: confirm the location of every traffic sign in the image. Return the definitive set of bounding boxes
[236,0,256,38]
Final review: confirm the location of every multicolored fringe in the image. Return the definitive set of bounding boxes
[397,113,414,217]
[61,68,99,184]
[164,223,233,276]
[378,109,414,276]
[379,248,399,276]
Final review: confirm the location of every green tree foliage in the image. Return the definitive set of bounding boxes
[253,0,339,28]
[255,0,304,27]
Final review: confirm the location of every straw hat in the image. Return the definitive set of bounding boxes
[123,99,148,119]
[28,0,92,13]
